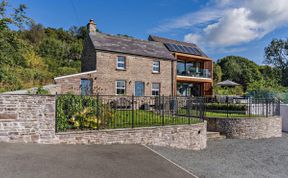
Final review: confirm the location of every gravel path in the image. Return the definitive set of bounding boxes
[149,133,288,178]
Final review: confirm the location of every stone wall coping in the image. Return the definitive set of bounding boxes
[56,122,206,135]
[0,94,56,97]
[205,116,280,120]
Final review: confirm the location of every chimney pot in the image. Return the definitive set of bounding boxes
[87,19,97,33]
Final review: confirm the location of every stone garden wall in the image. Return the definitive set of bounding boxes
[205,116,282,139]
[0,94,207,150]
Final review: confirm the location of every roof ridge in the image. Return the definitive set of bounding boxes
[148,35,197,46]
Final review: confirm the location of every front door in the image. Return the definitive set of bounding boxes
[81,79,92,95]
[135,81,145,96]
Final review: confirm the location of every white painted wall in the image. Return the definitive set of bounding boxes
[281,104,288,132]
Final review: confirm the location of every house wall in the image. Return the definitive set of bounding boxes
[55,51,174,96]
[81,37,96,72]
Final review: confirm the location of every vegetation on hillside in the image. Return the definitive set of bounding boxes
[0,0,85,92]
[0,0,287,102]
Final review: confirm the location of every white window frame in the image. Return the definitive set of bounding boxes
[116,56,126,70]
[152,61,160,73]
[115,80,126,95]
[151,83,160,96]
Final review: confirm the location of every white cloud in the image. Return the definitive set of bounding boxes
[155,0,288,48]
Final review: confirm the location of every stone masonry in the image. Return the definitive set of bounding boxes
[205,116,282,139]
[0,94,55,143]
[55,51,175,96]
[0,94,207,150]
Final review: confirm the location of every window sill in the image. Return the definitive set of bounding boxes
[116,68,126,71]
[152,72,160,74]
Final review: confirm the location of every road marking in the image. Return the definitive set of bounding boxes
[143,145,199,178]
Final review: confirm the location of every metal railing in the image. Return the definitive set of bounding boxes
[203,96,281,118]
[177,68,211,78]
[55,94,205,132]
[55,94,280,132]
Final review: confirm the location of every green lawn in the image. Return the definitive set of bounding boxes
[107,110,202,129]
[177,108,258,118]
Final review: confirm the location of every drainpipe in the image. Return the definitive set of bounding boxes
[171,60,174,96]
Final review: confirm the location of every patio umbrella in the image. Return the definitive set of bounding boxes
[217,80,240,87]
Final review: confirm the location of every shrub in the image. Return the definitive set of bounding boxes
[56,94,113,131]
[205,103,246,111]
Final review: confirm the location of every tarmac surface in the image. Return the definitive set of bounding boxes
[0,143,194,178]
[149,133,288,178]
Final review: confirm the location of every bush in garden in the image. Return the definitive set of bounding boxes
[56,94,113,131]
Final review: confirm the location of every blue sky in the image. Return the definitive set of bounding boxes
[10,0,288,64]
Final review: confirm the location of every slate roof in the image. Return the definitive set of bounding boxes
[217,80,240,87]
[89,32,175,60]
[148,35,208,57]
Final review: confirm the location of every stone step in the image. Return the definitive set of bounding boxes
[207,131,226,141]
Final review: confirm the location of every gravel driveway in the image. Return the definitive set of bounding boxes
[149,133,288,178]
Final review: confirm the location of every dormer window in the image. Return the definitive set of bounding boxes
[117,56,126,70]
[152,61,160,73]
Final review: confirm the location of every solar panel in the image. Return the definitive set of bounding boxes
[164,43,202,56]
[178,45,187,53]
[193,48,202,56]
[164,43,177,52]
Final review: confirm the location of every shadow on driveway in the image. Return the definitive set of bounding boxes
[0,143,194,178]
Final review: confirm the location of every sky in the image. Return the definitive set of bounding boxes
[9,0,288,64]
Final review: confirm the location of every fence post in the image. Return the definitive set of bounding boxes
[132,94,135,128]
[187,97,191,124]
[55,92,58,133]
[248,98,251,117]
[96,93,100,130]
[266,99,268,117]
[161,95,165,126]
[226,96,229,118]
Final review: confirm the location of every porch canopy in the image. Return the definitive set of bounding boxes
[217,80,240,87]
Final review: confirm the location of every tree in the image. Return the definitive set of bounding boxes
[264,39,288,86]
[213,63,222,83]
[217,56,262,91]
[0,0,31,30]
[258,65,281,84]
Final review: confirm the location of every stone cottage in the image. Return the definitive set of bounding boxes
[54,19,213,96]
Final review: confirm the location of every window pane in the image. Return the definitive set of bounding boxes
[152,61,160,72]
[152,83,160,96]
[177,61,185,75]
[116,80,126,94]
[117,56,126,69]
[152,83,160,90]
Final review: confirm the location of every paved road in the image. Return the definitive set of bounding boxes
[149,133,288,178]
[0,143,193,178]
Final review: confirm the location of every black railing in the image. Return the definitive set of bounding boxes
[203,96,280,118]
[55,94,205,132]
[55,94,280,132]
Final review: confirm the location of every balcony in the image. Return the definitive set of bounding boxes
[177,68,211,78]
[176,60,211,79]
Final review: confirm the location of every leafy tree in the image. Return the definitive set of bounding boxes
[213,63,222,83]
[258,65,281,84]
[0,1,84,92]
[264,39,288,86]
[217,56,262,91]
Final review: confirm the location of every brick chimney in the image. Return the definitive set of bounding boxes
[87,19,97,33]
